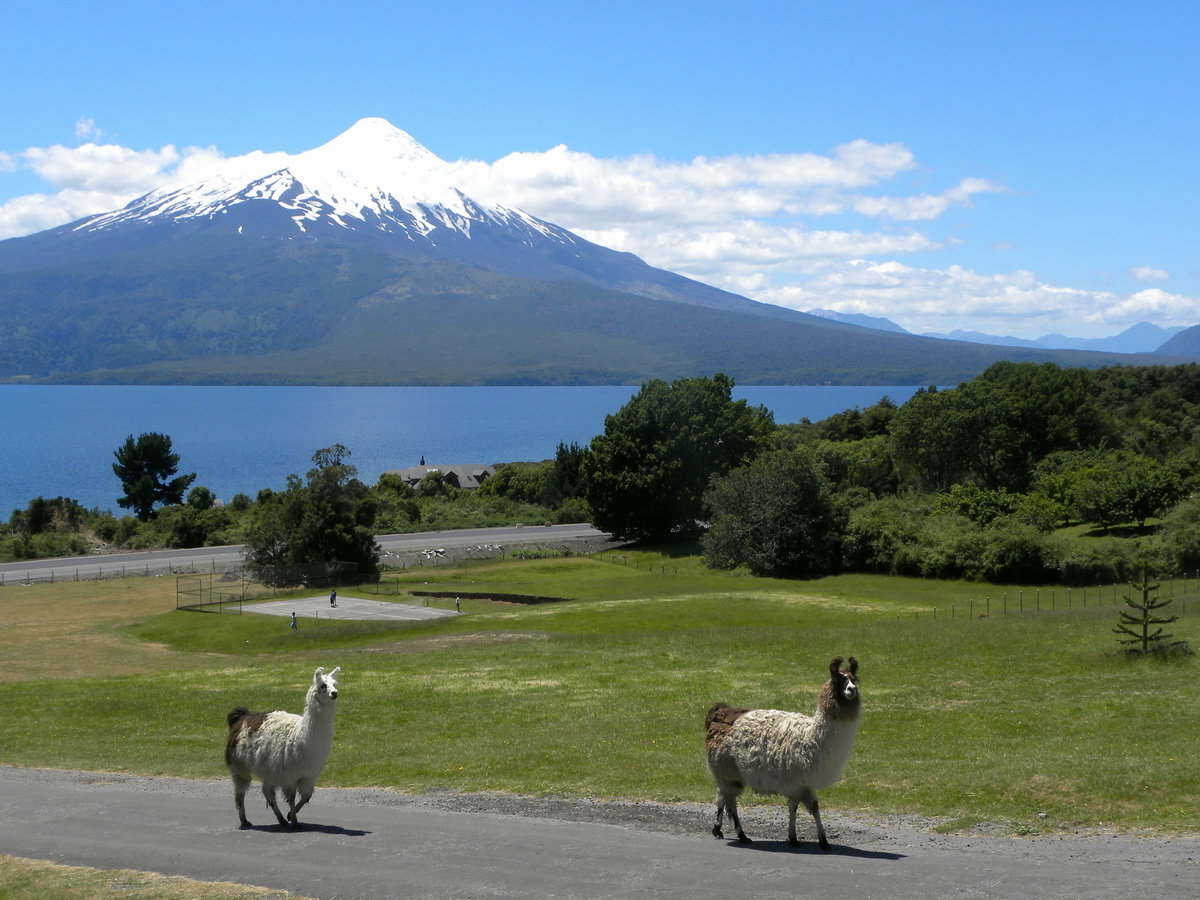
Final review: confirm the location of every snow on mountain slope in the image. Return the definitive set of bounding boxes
[77,117,569,243]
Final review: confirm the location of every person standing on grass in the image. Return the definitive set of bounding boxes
[330,589,337,608]
[291,612,298,631]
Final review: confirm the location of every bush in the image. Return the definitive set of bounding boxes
[1050,534,1141,585]
[844,495,935,575]
[1154,497,1200,574]
[5,532,90,560]
[702,448,844,578]
[970,521,1056,583]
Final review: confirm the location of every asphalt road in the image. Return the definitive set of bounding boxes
[0,523,608,584]
[1,767,1195,899]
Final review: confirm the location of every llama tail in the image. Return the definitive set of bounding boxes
[227,707,251,729]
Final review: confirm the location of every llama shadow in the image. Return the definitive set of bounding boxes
[722,839,905,860]
[245,822,372,837]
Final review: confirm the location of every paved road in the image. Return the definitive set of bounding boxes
[0,524,607,585]
[0,767,1195,899]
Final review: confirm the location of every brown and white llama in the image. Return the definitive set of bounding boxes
[705,656,861,849]
[225,666,341,829]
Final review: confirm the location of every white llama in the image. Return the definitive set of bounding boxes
[225,666,341,829]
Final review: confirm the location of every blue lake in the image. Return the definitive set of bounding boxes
[0,384,921,514]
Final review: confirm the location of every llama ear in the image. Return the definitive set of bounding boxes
[848,656,858,675]
[829,657,844,678]
[329,666,341,678]
[313,667,324,681]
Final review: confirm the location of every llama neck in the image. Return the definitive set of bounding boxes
[301,693,337,740]
[816,681,861,724]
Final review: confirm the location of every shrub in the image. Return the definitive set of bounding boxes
[844,495,935,575]
[702,448,844,578]
[1050,534,1141,586]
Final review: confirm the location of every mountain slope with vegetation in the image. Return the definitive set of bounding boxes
[0,118,1188,386]
[5,249,1178,385]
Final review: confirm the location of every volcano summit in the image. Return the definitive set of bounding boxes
[0,119,1164,384]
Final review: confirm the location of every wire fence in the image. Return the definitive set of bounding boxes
[892,579,1194,623]
[0,555,241,587]
[176,561,363,612]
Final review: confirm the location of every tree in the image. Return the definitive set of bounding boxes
[702,448,843,578]
[112,433,196,521]
[1113,571,1189,656]
[583,373,774,542]
[186,485,216,510]
[888,387,975,491]
[243,445,380,583]
[890,363,1111,494]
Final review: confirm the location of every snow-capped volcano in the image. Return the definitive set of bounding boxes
[78,117,566,244]
[2,117,903,383]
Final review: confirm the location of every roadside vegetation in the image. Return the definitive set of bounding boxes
[1,554,1196,835]
[9,364,1200,595]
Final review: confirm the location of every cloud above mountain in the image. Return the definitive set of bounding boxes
[0,123,1194,337]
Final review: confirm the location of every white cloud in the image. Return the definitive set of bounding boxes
[754,260,1200,336]
[449,140,922,230]
[0,187,137,238]
[1131,265,1169,282]
[850,177,1006,221]
[1,127,1192,339]
[0,139,291,238]
[74,117,103,141]
[22,143,181,193]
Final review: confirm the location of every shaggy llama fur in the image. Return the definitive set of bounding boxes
[705,656,860,849]
[225,665,341,829]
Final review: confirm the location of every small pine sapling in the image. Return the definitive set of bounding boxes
[1113,571,1190,657]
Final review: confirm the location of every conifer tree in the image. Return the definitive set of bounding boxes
[1113,571,1187,655]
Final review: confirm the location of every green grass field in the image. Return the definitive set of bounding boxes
[1,550,1197,836]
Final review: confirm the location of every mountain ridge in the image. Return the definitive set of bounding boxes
[1,118,1192,385]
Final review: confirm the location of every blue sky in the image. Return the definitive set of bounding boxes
[2,1,1196,338]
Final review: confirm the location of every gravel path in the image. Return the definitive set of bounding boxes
[1,766,1195,899]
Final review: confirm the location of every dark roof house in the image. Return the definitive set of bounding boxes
[386,464,495,491]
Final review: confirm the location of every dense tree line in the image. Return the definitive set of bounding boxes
[705,363,1200,582]
[9,363,1200,588]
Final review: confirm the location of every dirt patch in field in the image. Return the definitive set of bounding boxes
[0,579,214,682]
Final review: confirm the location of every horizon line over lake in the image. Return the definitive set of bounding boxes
[0,384,921,513]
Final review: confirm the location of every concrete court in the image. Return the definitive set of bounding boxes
[245,594,460,622]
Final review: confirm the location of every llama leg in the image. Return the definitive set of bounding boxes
[282,786,300,828]
[262,784,288,826]
[231,773,251,828]
[290,781,314,826]
[725,792,749,843]
[800,789,829,851]
[786,796,801,846]
[712,793,725,839]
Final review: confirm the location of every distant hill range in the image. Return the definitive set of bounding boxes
[0,117,1192,386]
[806,310,1189,356]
